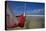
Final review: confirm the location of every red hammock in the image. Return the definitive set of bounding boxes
[7,14,26,28]
[16,15,26,28]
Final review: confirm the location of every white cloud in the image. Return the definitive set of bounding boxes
[31,9,44,14]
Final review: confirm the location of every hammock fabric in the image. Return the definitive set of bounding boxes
[17,15,26,28]
[7,14,26,28]
[16,14,26,28]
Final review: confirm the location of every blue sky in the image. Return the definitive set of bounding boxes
[7,1,44,16]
